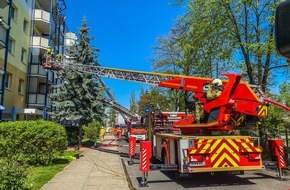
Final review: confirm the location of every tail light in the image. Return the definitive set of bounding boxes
[190,155,204,162]
[249,153,261,160]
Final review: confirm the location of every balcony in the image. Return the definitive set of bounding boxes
[30,64,54,82]
[27,93,51,108]
[34,9,50,34]
[0,18,9,49]
[31,36,49,50]
[0,0,8,9]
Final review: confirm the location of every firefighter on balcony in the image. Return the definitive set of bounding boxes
[43,48,54,69]
[54,53,63,70]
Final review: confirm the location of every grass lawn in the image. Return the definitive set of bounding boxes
[28,150,76,190]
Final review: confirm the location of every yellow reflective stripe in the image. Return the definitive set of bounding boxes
[213,153,239,168]
[200,139,213,154]
[210,139,221,153]
[211,142,240,162]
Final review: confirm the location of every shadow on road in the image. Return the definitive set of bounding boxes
[137,172,256,188]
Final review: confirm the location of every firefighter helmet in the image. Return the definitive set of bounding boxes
[211,78,222,87]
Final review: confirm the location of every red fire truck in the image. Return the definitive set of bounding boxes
[43,0,290,176]
[125,119,147,141]
[44,59,289,176]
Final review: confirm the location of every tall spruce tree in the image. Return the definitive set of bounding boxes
[50,17,106,146]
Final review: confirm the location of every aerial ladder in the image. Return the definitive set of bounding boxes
[43,53,290,182]
[44,58,290,133]
[96,77,137,123]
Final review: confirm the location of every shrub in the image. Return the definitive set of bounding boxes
[81,139,95,147]
[0,159,29,190]
[65,126,79,146]
[0,120,67,165]
[83,121,102,144]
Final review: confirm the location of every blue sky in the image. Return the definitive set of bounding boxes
[64,1,185,110]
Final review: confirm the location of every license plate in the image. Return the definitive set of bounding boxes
[136,135,145,140]
[188,162,205,166]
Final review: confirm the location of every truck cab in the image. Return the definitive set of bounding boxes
[126,120,146,141]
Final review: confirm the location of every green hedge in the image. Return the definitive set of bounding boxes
[0,159,29,190]
[0,120,67,166]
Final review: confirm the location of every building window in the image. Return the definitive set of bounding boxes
[18,79,24,93]
[8,38,14,54]
[5,73,11,89]
[23,19,28,33]
[11,5,17,21]
[21,48,27,63]
[39,83,46,93]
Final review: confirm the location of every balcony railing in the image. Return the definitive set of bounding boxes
[27,93,51,107]
[30,64,54,82]
[34,9,50,34]
[0,0,8,9]
[31,36,49,50]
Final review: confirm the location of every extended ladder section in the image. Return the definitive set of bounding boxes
[96,76,138,120]
[58,60,174,86]
[46,59,267,103]
[102,98,136,119]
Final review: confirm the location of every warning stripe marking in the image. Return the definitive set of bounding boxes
[236,139,262,152]
[189,137,263,168]
[278,146,286,168]
[257,105,268,117]
[236,115,245,126]
[211,140,240,168]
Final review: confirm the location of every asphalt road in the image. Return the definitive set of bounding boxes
[118,138,290,190]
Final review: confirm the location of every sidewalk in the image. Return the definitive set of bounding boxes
[41,134,130,190]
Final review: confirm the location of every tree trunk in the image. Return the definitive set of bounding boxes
[78,120,83,147]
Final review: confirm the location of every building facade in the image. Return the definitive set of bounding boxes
[0,0,69,121]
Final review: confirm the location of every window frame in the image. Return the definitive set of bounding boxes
[8,38,14,54]
[23,19,28,33]
[5,73,12,89]
[21,48,27,64]
[18,78,24,94]
[11,5,17,21]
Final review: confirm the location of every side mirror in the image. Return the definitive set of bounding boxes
[275,0,290,60]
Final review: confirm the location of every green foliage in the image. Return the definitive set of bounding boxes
[50,17,106,131]
[49,17,107,146]
[129,91,138,114]
[65,127,79,146]
[152,0,287,110]
[0,159,29,190]
[278,82,290,107]
[0,120,67,166]
[137,88,174,116]
[83,120,102,144]
[28,150,75,190]
[107,108,117,127]
[81,139,95,147]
